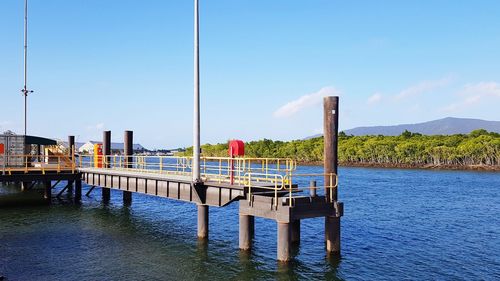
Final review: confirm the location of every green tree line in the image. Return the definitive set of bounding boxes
[180,129,500,167]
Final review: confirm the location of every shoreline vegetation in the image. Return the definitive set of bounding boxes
[179,129,500,172]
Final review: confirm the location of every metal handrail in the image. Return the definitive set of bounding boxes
[0,153,76,174]
[284,173,338,203]
[77,155,296,186]
[244,172,339,208]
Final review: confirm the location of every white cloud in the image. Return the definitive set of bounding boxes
[367,93,382,105]
[396,76,453,100]
[462,81,500,97]
[441,81,500,112]
[273,86,340,118]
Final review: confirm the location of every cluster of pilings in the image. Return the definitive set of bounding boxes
[3,96,342,262]
[195,96,342,262]
[101,130,134,205]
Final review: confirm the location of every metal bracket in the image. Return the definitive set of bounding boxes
[192,181,206,204]
[334,201,344,217]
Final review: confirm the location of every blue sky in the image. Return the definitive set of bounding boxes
[1,0,499,149]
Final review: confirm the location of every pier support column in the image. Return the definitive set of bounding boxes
[324,96,341,255]
[291,220,301,245]
[123,191,132,205]
[102,131,111,202]
[44,181,51,202]
[21,181,31,192]
[75,179,82,202]
[239,214,254,250]
[67,180,74,194]
[123,130,133,205]
[197,204,209,239]
[68,136,75,194]
[277,222,291,262]
[326,216,341,255]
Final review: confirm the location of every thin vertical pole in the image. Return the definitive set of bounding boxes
[192,0,201,183]
[23,0,29,136]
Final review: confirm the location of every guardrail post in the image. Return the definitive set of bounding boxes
[324,96,341,256]
[123,130,133,205]
[197,204,209,239]
[309,180,317,197]
[102,131,111,202]
[239,214,254,250]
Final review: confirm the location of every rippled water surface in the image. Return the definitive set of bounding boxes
[1,166,499,280]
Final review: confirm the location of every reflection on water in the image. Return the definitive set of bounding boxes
[1,166,499,280]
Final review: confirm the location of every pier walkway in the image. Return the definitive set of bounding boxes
[0,97,343,262]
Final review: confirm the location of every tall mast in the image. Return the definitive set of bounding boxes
[22,0,33,136]
[192,0,201,182]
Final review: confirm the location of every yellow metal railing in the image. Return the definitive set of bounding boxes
[245,172,338,207]
[76,155,338,207]
[1,154,76,175]
[77,155,296,186]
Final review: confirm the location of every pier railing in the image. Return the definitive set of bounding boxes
[77,155,338,206]
[1,154,75,175]
[245,172,338,207]
[77,155,296,186]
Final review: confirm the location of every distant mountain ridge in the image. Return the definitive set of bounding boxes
[344,117,500,136]
[307,117,500,138]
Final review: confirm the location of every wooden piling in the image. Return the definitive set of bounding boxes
[123,130,133,205]
[102,131,111,202]
[68,135,75,193]
[324,96,341,255]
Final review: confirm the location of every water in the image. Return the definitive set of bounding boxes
[1,166,499,280]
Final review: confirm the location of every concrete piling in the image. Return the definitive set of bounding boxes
[123,130,133,205]
[277,222,291,262]
[324,96,341,255]
[75,179,82,202]
[239,214,254,250]
[102,131,111,202]
[291,220,300,244]
[44,181,51,202]
[68,135,75,194]
[197,204,209,239]
[21,181,31,192]
[325,216,341,254]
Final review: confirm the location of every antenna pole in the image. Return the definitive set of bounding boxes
[22,0,33,136]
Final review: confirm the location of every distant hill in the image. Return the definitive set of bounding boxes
[344,117,500,136]
[306,117,500,138]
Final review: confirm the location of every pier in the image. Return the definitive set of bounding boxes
[0,97,343,262]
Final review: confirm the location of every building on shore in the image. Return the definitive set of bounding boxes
[75,141,146,154]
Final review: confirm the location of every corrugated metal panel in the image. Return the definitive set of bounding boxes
[0,135,26,167]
